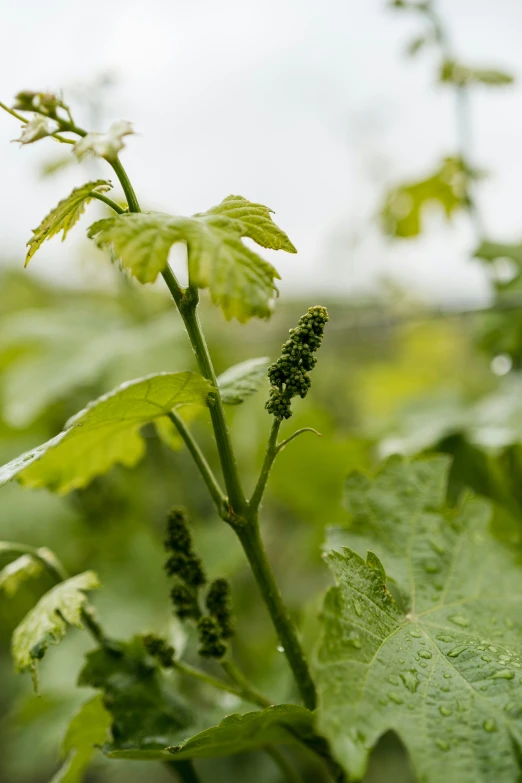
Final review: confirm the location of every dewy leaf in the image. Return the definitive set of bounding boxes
[167,705,315,761]
[316,455,522,783]
[26,180,113,266]
[381,157,472,238]
[50,695,111,783]
[0,371,212,494]
[88,195,297,322]
[217,357,270,404]
[0,555,43,596]
[12,571,99,689]
[440,60,514,87]
[78,637,196,759]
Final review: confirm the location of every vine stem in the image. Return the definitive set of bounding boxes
[173,659,270,708]
[266,746,305,783]
[167,410,227,514]
[236,516,317,710]
[166,760,202,783]
[220,660,273,708]
[95,150,316,710]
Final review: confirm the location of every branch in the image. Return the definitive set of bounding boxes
[167,410,227,516]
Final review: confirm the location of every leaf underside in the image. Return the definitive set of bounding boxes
[12,571,100,688]
[217,356,270,404]
[0,371,212,494]
[316,455,522,783]
[88,195,297,322]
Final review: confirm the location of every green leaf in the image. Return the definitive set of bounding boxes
[50,695,111,783]
[78,637,196,758]
[0,371,213,494]
[217,357,270,404]
[381,157,472,238]
[440,60,514,87]
[26,180,112,266]
[167,705,314,761]
[12,571,99,689]
[88,195,297,322]
[0,555,43,596]
[316,455,522,783]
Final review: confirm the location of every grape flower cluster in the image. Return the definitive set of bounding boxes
[266,305,329,420]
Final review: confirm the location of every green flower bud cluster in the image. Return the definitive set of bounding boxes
[197,616,227,659]
[163,507,235,660]
[266,305,329,420]
[142,633,175,668]
[164,507,205,622]
[206,578,234,639]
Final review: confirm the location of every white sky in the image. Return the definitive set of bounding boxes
[1,0,522,304]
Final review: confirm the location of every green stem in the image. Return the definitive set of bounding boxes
[250,419,280,512]
[90,191,126,214]
[266,746,304,783]
[0,101,30,123]
[93,155,313,709]
[250,423,322,512]
[174,289,247,515]
[166,760,202,783]
[109,157,141,212]
[236,518,317,711]
[172,659,243,698]
[220,660,273,708]
[167,411,227,515]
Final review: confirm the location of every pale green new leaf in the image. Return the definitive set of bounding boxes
[0,371,212,494]
[88,195,297,321]
[0,555,43,596]
[167,705,314,761]
[26,180,112,265]
[218,357,270,404]
[12,571,99,689]
[440,60,514,87]
[50,696,111,783]
[316,456,522,783]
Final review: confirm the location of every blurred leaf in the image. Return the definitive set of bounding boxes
[12,571,99,689]
[318,456,522,783]
[39,155,74,179]
[405,35,428,57]
[26,180,113,266]
[381,157,472,237]
[78,637,195,757]
[0,372,212,494]
[166,705,314,761]
[89,195,296,321]
[440,60,514,87]
[218,357,270,404]
[0,555,43,596]
[50,695,111,783]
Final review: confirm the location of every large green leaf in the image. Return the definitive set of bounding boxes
[88,195,297,321]
[26,180,112,265]
[316,455,522,783]
[50,696,111,783]
[12,571,99,689]
[218,357,270,404]
[167,705,314,761]
[78,637,195,758]
[0,371,212,494]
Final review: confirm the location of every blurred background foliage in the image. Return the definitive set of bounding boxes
[3,1,522,782]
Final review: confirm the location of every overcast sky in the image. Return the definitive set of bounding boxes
[2,0,522,304]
